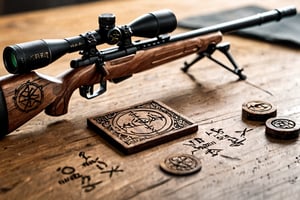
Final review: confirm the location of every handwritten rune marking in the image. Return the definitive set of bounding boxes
[183,127,252,157]
[56,152,124,192]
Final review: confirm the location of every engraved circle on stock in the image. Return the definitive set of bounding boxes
[13,81,44,113]
[112,109,172,136]
[160,154,202,176]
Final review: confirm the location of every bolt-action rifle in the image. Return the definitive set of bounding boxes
[0,6,297,136]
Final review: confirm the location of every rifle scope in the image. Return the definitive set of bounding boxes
[3,9,177,74]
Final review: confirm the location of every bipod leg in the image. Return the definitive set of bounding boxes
[181,42,247,80]
[205,42,247,80]
[181,53,205,73]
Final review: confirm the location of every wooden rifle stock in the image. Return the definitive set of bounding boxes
[0,32,222,136]
[105,32,222,79]
[0,65,102,134]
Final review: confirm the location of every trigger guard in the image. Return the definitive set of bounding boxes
[80,80,107,99]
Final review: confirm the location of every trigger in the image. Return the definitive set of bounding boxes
[80,80,107,99]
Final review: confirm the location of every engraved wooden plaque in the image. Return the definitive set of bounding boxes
[87,100,198,154]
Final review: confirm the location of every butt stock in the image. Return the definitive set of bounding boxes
[0,33,222,136]
[0,65,102,135]
[0,72,61,134]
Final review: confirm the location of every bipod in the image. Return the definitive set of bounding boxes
[181,42,247,80]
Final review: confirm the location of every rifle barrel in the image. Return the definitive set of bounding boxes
[170,6,297,42]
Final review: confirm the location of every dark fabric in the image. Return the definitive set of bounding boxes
[178,5,300,48]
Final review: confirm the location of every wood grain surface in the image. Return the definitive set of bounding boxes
[0,0,300,199]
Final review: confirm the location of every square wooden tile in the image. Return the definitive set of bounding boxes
[87,100,198,154]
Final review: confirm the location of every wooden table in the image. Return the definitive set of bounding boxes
[1,0,299,199]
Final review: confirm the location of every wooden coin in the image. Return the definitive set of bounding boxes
[242,100,277,122]
[160,154,201,176]
[265,117,300,139]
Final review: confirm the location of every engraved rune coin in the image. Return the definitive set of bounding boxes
[265,117,300,139]
[242,100,277,122]
[160,154,201,176]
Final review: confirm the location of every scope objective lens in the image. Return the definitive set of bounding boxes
[3,47,20,74]
[10,52,18,69]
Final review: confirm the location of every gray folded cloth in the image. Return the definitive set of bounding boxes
[178,5,300,48]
